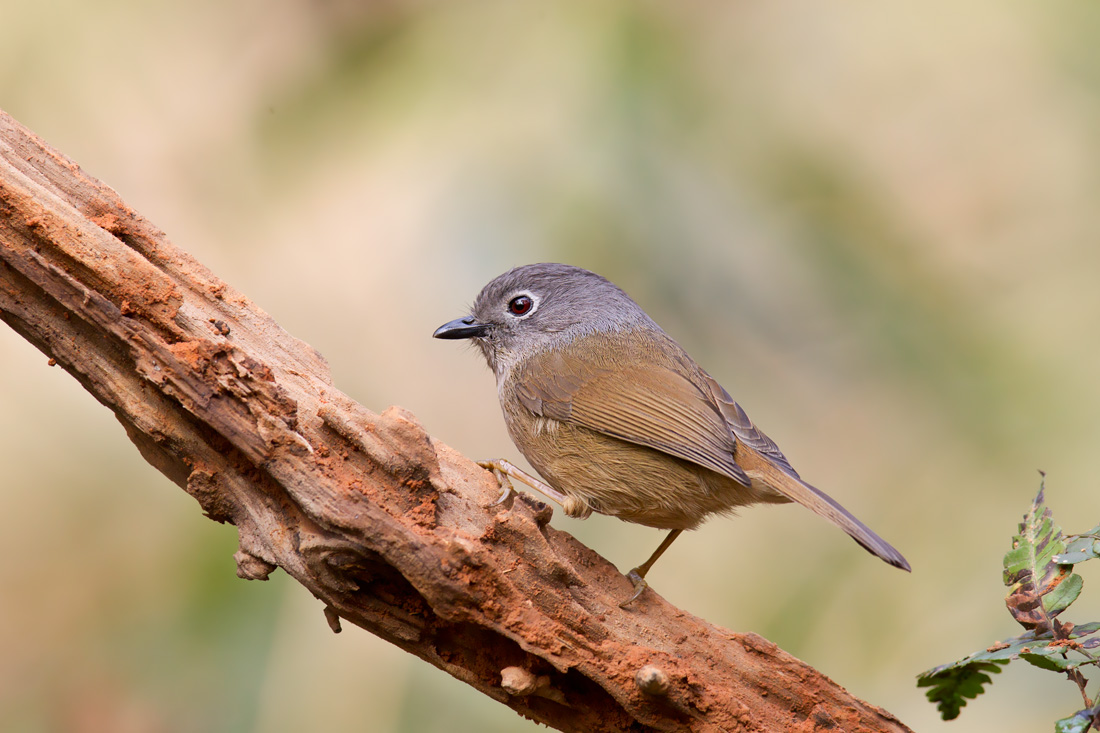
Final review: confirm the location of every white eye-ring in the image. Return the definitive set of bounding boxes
[506,292,538,318]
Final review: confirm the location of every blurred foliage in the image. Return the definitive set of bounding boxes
[919,480,1100,727]
[4,0,1100,731]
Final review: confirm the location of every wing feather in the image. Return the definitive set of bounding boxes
[514,336,752,487]
[701,374,800,478]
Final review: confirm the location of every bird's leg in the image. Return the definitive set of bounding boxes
[477,459,567,507]
[620,529,684,608]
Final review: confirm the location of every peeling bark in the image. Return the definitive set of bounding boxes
[0,109,912,733]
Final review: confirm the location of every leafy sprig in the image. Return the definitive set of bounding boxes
[918,477,1100,729]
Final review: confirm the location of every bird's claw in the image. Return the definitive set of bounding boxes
[620,568,649,608]
[490,473,516,506]
[478,460,516,507]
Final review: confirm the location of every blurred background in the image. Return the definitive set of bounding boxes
[3,1,1100,731]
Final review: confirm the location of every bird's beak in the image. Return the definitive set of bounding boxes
[433,316,490,340]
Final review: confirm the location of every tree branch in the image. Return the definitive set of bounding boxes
[0,109,911,733]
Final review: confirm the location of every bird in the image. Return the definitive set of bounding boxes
[433,263,910,606]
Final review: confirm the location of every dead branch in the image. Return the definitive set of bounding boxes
[0,109,911,733]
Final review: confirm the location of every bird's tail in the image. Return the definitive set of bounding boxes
[739,444,911,572]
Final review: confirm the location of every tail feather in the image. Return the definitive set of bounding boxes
[739,444,911,572]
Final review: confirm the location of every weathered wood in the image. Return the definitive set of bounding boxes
[0,109,912,733]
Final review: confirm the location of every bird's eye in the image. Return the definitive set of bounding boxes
[508,295,533,316]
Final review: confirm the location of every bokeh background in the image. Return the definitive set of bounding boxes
[3,1,1100,731]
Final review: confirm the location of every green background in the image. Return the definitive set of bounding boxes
[3,2,1100,731]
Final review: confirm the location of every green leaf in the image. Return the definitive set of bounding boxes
[917,661,1005,721]
[919,623,1100,679]
[1067,621,1100,638]
[1002,478,1082,631]
[1019,652,1076,671]
[917,624,1100,720]
[1055,536,1100,565]
[1055,714,1091,733]
[920,482,1100,722]
[1046,574,1086,616]
[1069,523,1100,541]
[1056,704,1100,733]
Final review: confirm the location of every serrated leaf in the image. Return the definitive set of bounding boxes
[921,624,1098,677]
[916,661,1005,721]
[1002,479,1082,631]
[921,483,1100,722]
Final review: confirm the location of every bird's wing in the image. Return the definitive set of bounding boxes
[513,340,752,487]
[700,373,800,479]
[513,335,910,570]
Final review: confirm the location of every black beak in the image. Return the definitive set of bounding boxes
[433,316,490,340]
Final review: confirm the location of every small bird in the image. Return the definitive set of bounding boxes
[434,263,909,606]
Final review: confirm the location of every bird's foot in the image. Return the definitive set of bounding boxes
[477,460,517,506]
[620,568,649,608]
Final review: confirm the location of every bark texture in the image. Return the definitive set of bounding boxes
[0,109,912,733]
